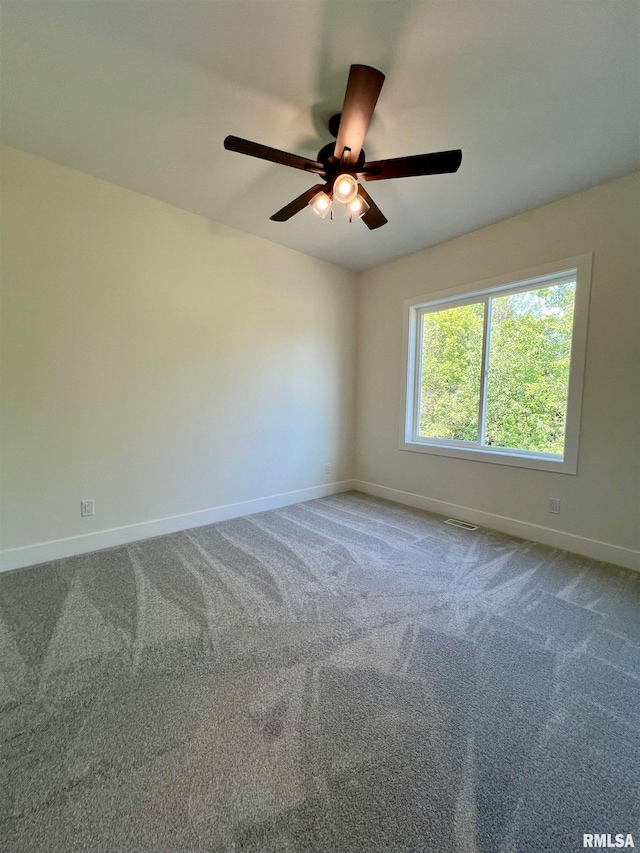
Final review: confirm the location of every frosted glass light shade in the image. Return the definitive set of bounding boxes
[333,174,358,204]
[309,190,332,219]
[348,195,370,218]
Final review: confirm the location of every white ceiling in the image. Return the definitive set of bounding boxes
[2,1,639,271]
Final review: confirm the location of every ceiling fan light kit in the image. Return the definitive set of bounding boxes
[224,64,462,230]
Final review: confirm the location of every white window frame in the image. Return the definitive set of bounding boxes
[400,254,592,474]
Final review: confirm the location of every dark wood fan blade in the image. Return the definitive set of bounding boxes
[363,149,462,181]
[224,136,326,175]
[357,184,387,229]
[270,185,325,222]
[334,65,385,164]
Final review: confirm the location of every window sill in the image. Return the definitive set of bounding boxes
[399,438,577,474]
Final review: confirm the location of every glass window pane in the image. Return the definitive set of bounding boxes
[485,282,576,454]
[419,301,484,441]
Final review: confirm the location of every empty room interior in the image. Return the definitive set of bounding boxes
[1,2,639,851]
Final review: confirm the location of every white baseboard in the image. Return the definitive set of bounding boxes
[353,480,640,572]
[5,478,637,574]
[0,480,356,573]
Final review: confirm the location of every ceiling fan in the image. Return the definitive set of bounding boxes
[224,64,462,229]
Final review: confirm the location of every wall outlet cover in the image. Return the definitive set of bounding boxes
[81,500,95,517]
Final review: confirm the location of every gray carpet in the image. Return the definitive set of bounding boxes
[0,491,638,853]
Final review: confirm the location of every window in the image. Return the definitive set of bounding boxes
[400,255,592,473]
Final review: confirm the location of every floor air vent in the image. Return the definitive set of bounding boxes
[444,518,478,531]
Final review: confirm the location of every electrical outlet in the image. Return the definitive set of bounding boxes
[325,463,332,475]
[81,499,95,517]
[548,498,560,514]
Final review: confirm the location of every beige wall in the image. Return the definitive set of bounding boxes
[1,146,356,552]
[356,173,640,555]
[2,146,638,566]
